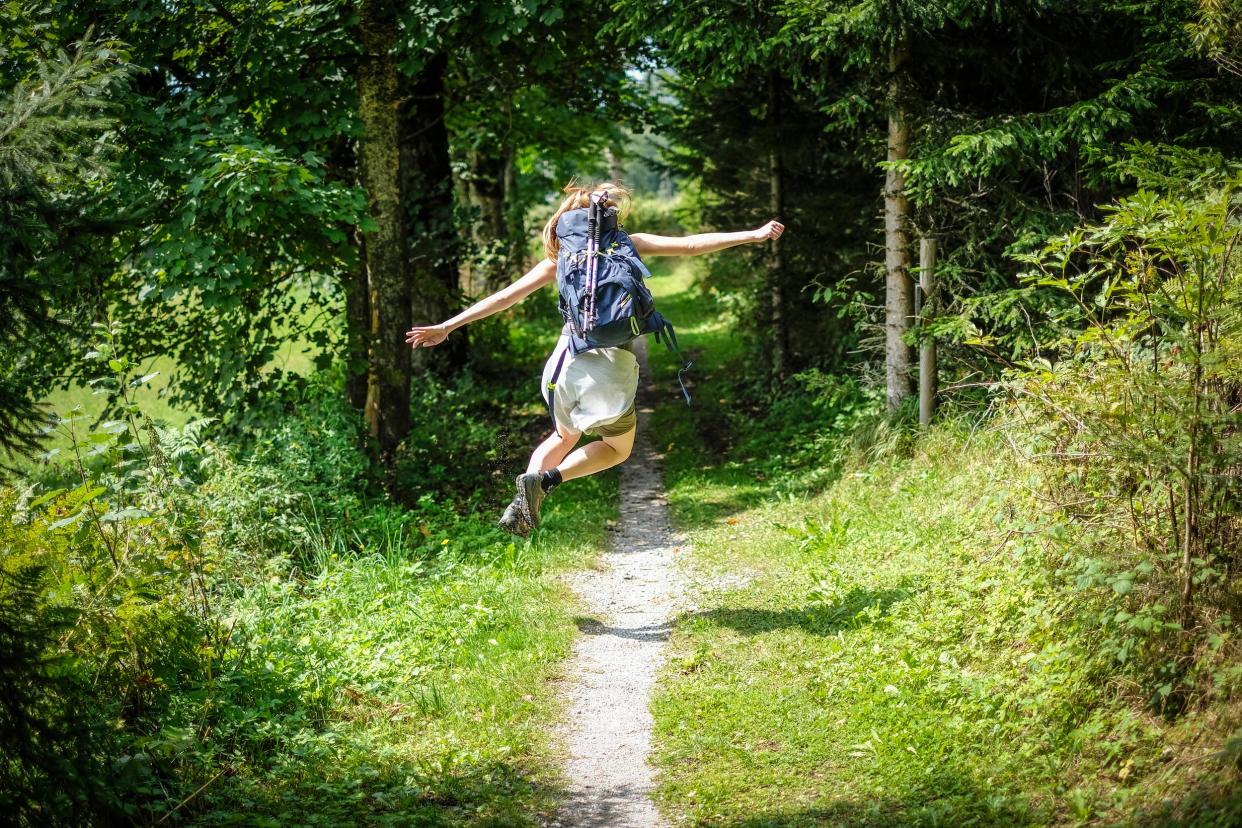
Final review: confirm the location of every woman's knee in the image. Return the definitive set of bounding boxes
[603,430,635,462]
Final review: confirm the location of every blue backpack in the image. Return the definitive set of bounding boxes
[554,193,692,403]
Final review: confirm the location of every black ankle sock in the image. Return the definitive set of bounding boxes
[540,468,562,493]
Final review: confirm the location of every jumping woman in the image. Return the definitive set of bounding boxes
[406,181,784,536]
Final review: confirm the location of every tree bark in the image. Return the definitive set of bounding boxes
[323,135,370,412]
[502,145,527,272]
[604,146,625,182]
[354,0,411,458]
[767,70,787,380]
[464,147,507,295]
[884,31,915,414]
[401,53,467,373]
[345,226,370,410]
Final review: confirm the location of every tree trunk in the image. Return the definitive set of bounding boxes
[465,147,507,295]
[453,163,473,294]
[884,31,915,414]
[323,135,369,412]
[345,226,370,410]
[401,53,467,373]
[767,70,787,380]
[604,146,625,182]
[502,145,527,272]
[354,0,411,458]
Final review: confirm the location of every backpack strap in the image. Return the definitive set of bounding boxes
[545,346,570,429]
[648,312,694,406]
[626,251,652,281]
[557,269,586,340]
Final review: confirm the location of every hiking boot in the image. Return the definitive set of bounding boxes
[498,498,530,537]
[514,472,545,530]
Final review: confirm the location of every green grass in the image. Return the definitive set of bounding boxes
[178,303,618,825]
[642,263,1242,827]
[4,287,620,825]
[195,473,616,826]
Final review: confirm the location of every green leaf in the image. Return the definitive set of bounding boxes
[29,487,67,508]
[86,484,110,502]
[99,508,151,523]
[47,510,87,531]
[130,371,160,387]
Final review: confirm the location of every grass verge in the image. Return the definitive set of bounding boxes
[193,474,615,826]
[3,289,617,826]
[642,261,1242,827]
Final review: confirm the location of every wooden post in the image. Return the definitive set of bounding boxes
[918,238,937,426]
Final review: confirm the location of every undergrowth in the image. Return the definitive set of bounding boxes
[644,260,1242,827]
[1,306,610,825]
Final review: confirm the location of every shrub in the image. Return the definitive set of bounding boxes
[1011,145,1242,711]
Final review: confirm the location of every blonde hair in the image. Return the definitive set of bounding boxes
[542,179,632,261]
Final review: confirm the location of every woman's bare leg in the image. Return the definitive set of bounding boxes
[556,427,636,481]
[526,423,581,474]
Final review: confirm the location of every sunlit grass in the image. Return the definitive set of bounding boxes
[6,283,617,824]
[642,267,1242,827]
[205,472,615,825]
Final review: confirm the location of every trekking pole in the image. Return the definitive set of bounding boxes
[584,193,598,331]
[584,190,608,332]
[593,190,606,329]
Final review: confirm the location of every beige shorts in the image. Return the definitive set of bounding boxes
[543,334,639,437]
[589,404,636,437]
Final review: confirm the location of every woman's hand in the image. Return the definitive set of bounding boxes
[752,219,785,242]
[406,323,450,349]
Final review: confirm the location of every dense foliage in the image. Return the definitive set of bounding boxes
[1,0,1239,824]
[615,0,1242,385]
[1012,150,1242,712]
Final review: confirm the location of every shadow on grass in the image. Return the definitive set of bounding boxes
[660,457,853,530]
[194,754,561,827]
[665,485,761,527]
[115,644,569,826]
[695,796,1036,828]
[679,587,912,637]
[702,771,1242,828]
[1108,772,1242,828]
[673,766,1048,826]
[156,607,573,827]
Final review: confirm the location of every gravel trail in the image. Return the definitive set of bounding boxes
[548,336,684,828]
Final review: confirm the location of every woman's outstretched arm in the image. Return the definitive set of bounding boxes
[630,219,784,257]
[406,257,556,349]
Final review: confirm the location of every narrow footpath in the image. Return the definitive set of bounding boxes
[549,337,685,828]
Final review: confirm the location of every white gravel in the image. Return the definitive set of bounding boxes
[548,337,686,828]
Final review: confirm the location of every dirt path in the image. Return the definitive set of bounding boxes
[549,337,684,828]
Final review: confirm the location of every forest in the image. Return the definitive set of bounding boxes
[2,0,1241,825]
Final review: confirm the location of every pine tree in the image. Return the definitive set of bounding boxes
[0,29,129,459]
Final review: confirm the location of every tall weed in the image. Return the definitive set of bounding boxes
[1012,147,1242,711]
